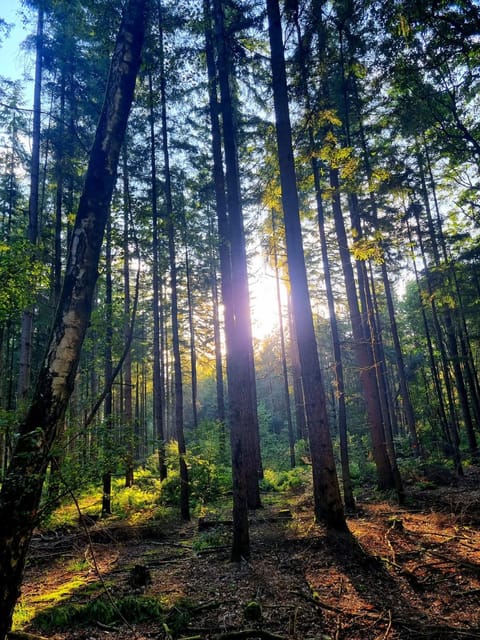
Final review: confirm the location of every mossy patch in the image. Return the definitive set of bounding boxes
[33,594,165,631]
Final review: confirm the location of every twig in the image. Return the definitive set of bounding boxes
[380,610,392,639]
[95,620,120,632]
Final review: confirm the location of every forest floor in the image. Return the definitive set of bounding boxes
[15,465,480,640]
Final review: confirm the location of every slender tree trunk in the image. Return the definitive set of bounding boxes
[17,6,43,402]
[0,1,148,634]
[148,69,167,481]
[185,247,199,429]
[46,67,67,506]
[406,215,463,473]
[123,151,135,487]
[158,2,189,520]
[424,142,480,421]
[267,0,346,529]
[102,216,113,515]
[287,299,307,442]
[53,69,66,305]
[271,212,295,469]
[351,87,420,452]
[208,215,226,441]
[203,2,229,451]
[419,150,478,457]
[411,209,465,467]
[329,169,396,491]
[209,0,250,559]
[314,176,355,510]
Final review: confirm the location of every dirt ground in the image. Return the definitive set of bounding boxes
[16,466,480,640]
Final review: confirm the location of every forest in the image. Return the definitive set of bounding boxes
[0,0,479,638]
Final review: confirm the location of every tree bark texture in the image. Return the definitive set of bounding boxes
[267,0,346,530]
[0,1,148,634]
[212,0,263,513]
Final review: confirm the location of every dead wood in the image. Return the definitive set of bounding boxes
[198,517,233,530]
[216,631,287,639]
[181,630,287,640]
[7,633,49,640]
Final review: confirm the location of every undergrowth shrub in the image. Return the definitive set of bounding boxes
[33,595,165,631]
[259,467,310,493]
[159,442,231,509]
[113,484,158,519]
[192,526,231,551]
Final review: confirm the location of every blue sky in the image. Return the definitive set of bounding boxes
[0,0,35,99]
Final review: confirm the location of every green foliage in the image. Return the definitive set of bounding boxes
[33,595,165,631]
[11,600,35,631]
[259,467,310,493]
[159,443,232,510]
[192,526,230,552]
[113,483,160,520]
[188,419,231,466]
[0,240,48,324]
[256,403,296,472]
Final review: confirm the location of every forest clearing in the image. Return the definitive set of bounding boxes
[11,464,480,640]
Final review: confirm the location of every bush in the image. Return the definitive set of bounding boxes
[158,442,231,509]
[260,467,309,493]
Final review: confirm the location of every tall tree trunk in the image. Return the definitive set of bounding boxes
[289,5,355,509]
[208,0,249,560]
[17,6,44,403]
[185,246,199,429]
[330,168,396,492]
[211,0,262,514]
[288,299,307,442]
[350,82,420,451]
[267,0,346,530]
[148,69,167,481]
[208,215,226,442]
[408,207,464,471]
[209,0,262,559]
[158,1,190,520]
[123,151,135,486]
[53,69,66,305]
[203,1,229,451]
[0,2,148,633]
[271,212,295,469]
[314,179,355,510]
[419,150,478,457]
[102,216,113,515]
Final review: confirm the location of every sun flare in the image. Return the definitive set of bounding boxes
[249,261,287,341]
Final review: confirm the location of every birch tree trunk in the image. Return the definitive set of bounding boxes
[0,1,148,633]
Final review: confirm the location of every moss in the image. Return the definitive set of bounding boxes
[33,594,165,631]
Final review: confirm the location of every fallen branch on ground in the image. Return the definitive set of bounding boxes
[180,631,287,640]
[7,633,49,640]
